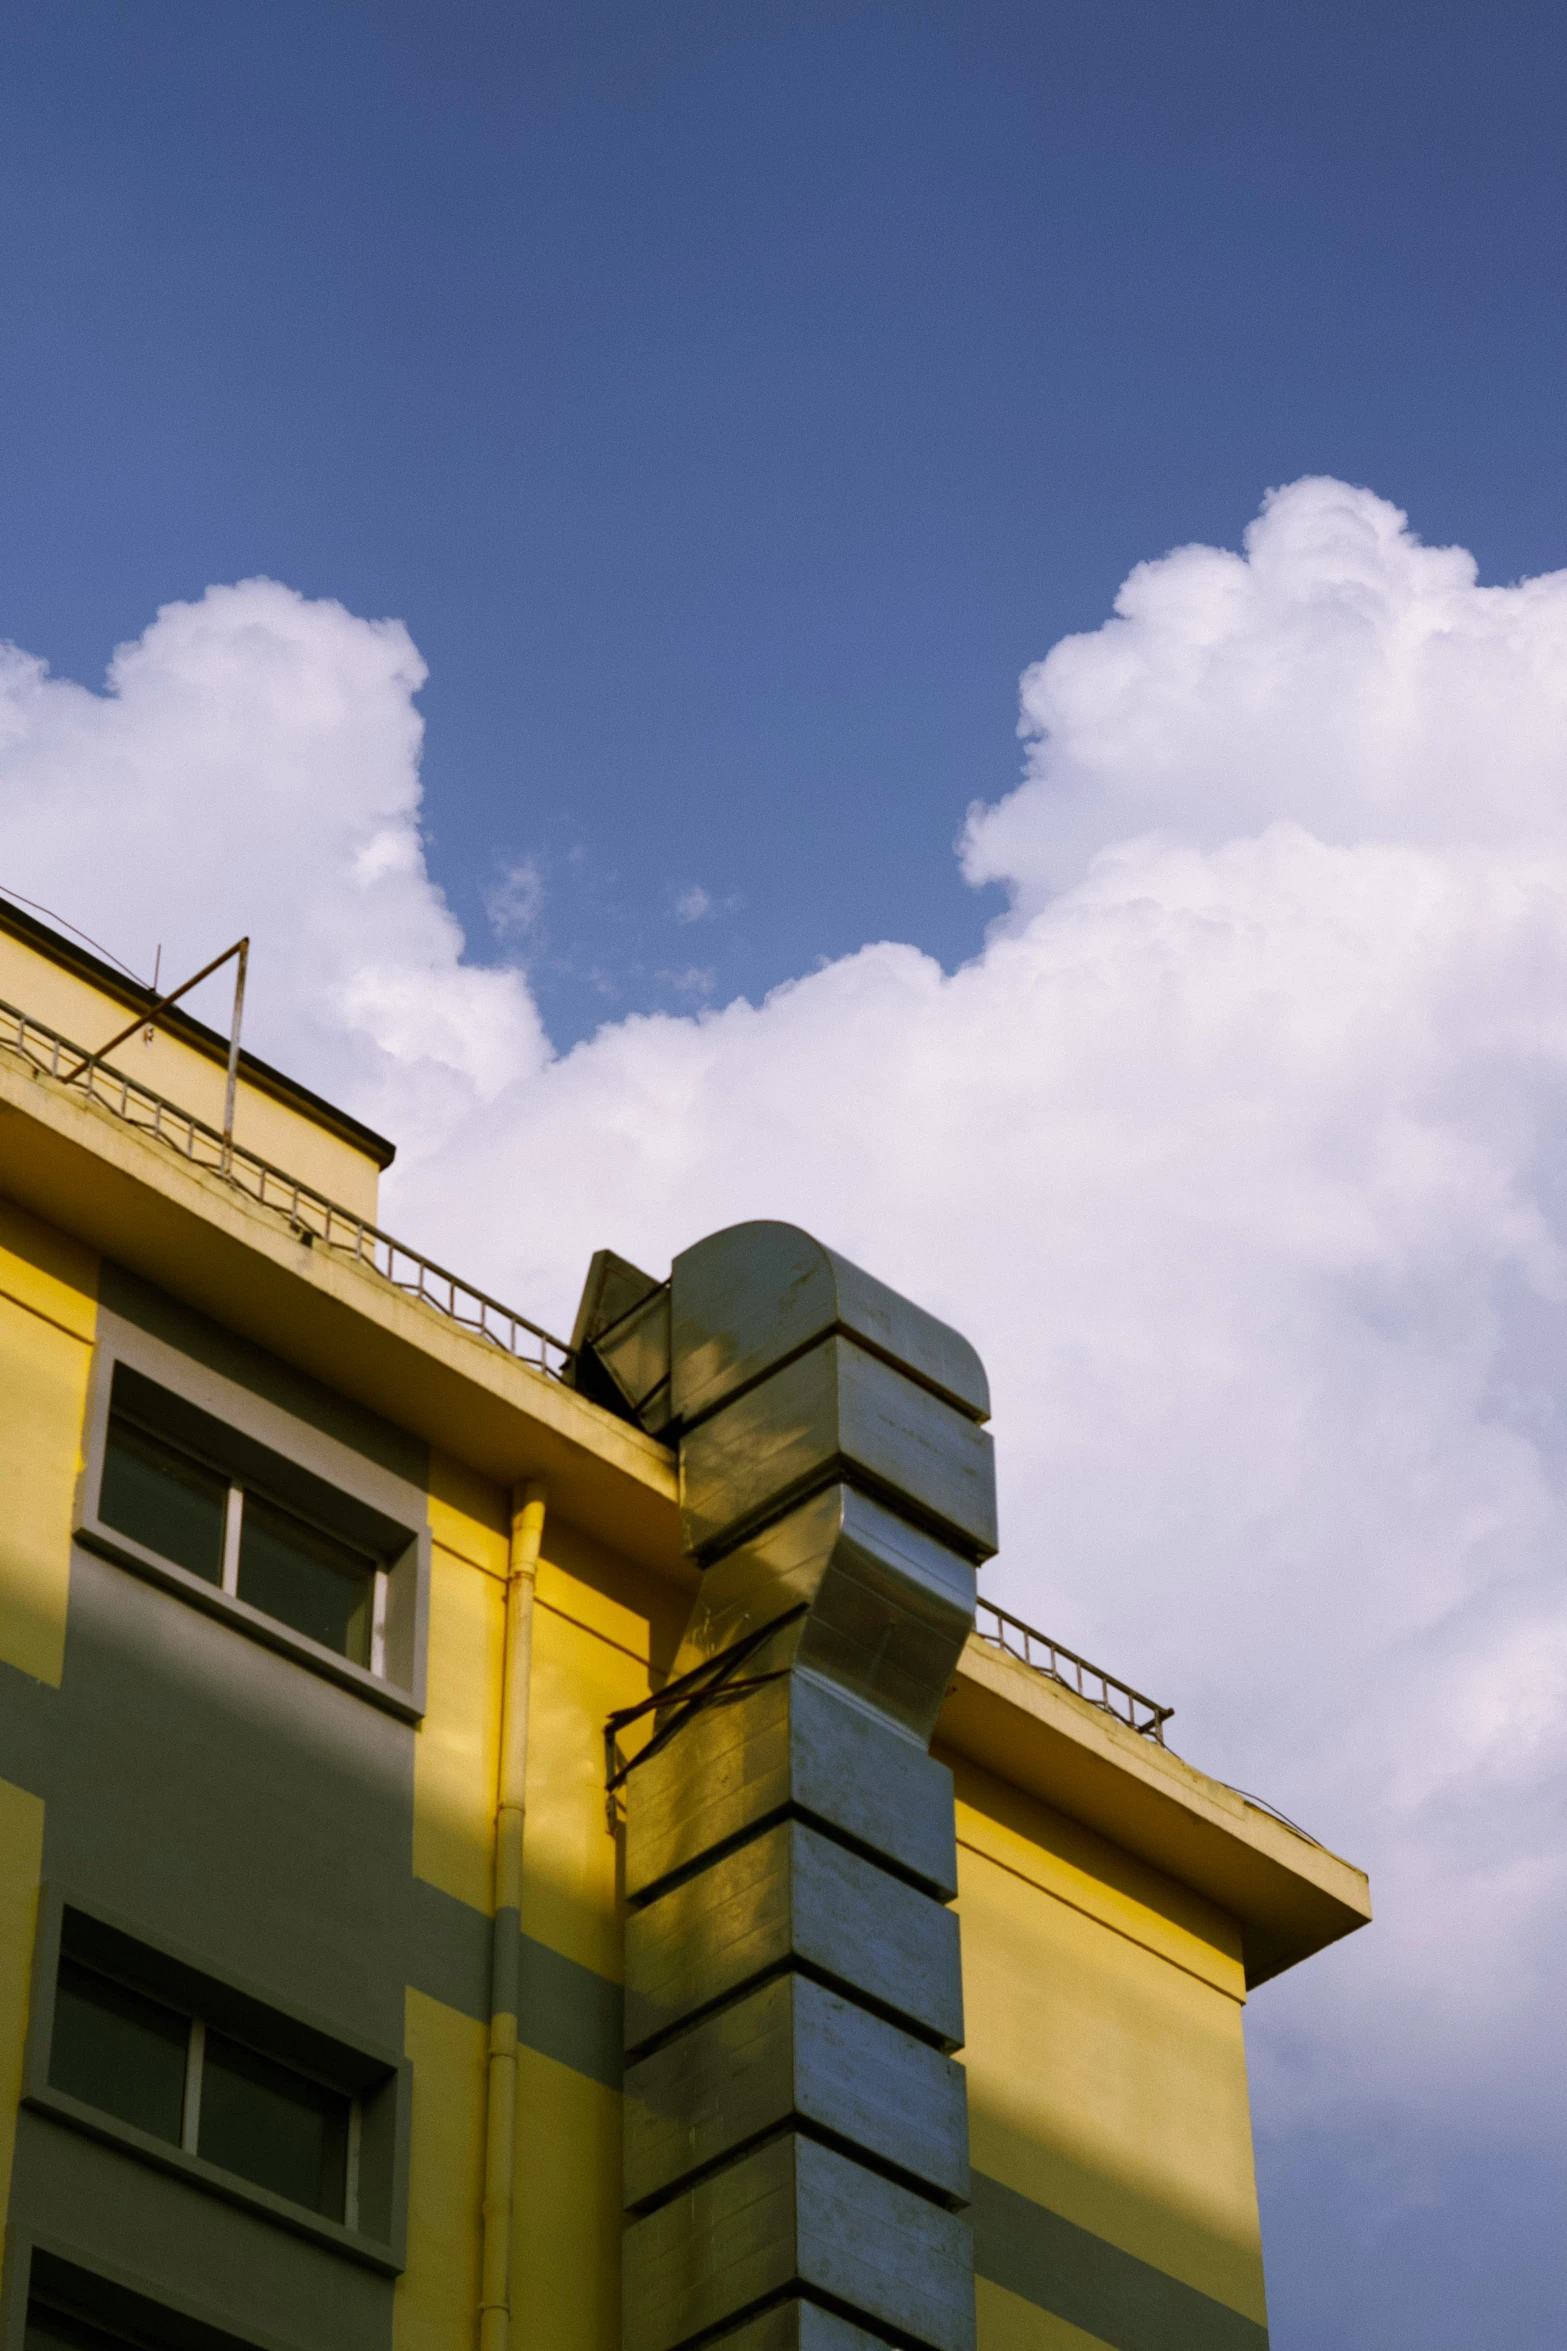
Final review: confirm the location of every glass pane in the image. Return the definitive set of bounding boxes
[236,1493,374,1663]
[26,2306,151,2351]
[27,2309,137,2350]
[197,2031,349,2219]
[48,1960,188,2144]
[99,1416,226,1584]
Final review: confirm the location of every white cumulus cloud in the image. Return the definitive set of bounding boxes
[4,480,1566,2287]
[0,578,548,1145]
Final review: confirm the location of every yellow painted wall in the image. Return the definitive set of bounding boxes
[417,1455,510,1917]
[0,1196,97,1685]
[975,2277,1108,2350]
[524,1516,686,1983]
[0,1777,45,2311]
[412,1459,687,2349]
[947,1751,1268,2337]
[513,2050,621,2351]
[395,1989,488,2351]
[0,927,382,1217]
[0,1122,1280,2351]
[399,1456,511,2346]
[410,1464,1276,2351]
[509,1520,685,2345]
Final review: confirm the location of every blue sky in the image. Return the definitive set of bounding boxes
[7,2,1567,1042]
[5,11,1567,2349]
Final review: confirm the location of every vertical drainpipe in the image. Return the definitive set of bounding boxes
[479,1478,549,2351]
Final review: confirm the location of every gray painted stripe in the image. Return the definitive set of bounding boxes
[6,1661,625,2098]
[404,1876,493,2023]
[970,2171,1269,2351]
[403,1881,623,2091]
[517,1928,624,2090]
[0,1657,59,1795]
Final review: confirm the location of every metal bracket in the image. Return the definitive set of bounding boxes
[602,1605,808,1824]
[61,936,250,1171]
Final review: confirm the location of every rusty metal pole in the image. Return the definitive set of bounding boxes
[220,938,249,1175]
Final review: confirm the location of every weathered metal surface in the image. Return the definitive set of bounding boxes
[618,1219,985,2351]
[569,1249,673,1431]
[623,1972,970,2210]
[622,2134,977,2351]
[569,1247,663,1359]
[696,2303,888,2351]
[625,1670,959,1906]
[624,1820,963,2058]
[671,1222,990,1429]
[679,1337,998,1563]
[670,1484,976,1748]
[591,1289,672,1433]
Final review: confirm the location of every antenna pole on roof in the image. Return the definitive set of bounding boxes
[220,938,248,1175]
[143,945,161,1045]
[60,937,252,1173]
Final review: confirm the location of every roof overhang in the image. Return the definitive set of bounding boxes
[0,896,397,1170]
[0,1049,683,1574]
[938,1634,1371,1987]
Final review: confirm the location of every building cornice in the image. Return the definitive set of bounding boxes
[0,896,397,1170]
[0,1043,681,1575]
[938,1636,1371,1987]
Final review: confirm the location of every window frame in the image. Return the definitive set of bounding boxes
[21,1888,409,2278]
[5,2244,290,2351]
[100,1403,389,1677]
[74,1340,428,1723]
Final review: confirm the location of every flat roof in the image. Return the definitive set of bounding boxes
[0,896,397,1171]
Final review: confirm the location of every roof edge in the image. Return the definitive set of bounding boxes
[0,1044,681,1570]
[0,897,396,1169]
[939,1634,1371,1989]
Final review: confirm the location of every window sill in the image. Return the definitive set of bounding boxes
[25,2087,403,2275]
[74,1521,423,1725]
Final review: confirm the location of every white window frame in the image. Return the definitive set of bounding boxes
[22,1888,411,2275]
[206,1465,388,1675]
[60,1962,364,2223]
[79,1360,411,1708]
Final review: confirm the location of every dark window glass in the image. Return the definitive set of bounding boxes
[236,1493,373,1662]
[27,2308,142,2350]
[26,2307,156,2351]
[48,1960,188,2145]
[99,1416,226,1584]
[197,2031,349,2219]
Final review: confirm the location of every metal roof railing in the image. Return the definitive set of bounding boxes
[974,1596,1174,1744]
[0,996,574,1381]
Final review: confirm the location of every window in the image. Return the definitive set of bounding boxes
[26,2303,169,2351]
[26,2306,140,2351]
[91,1365,402,1679]
[48,1961,351,2222]
[100,1402,382,1671]
[42,1913,375,2233]
[23,2252,264,2351]
[98,1419,227,1586]
[197,2031,350,2218]
[49,1960,188,2148]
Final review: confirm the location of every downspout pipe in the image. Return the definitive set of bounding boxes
[479,1479,548,2351]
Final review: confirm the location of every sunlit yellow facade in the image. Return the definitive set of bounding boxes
[0,904,1368,2351]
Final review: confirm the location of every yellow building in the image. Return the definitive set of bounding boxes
[0,900,1369,2351]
